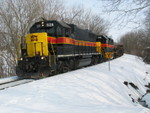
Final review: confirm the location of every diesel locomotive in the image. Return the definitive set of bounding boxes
[16,20,114,78]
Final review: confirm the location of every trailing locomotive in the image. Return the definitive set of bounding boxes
[16,20,115,78]
[98,35,114,61]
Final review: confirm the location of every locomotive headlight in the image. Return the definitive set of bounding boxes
[41,56,45,60]
[20,57,23,61]
[41,21,44,27]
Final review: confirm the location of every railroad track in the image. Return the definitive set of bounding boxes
[0,79,34,90]
[0,56,122,90]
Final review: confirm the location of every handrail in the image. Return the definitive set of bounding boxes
[50,42,56,65]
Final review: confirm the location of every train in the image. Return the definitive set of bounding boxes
[16,20,122,79]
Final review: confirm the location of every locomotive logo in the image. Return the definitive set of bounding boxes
[31,35,38,41]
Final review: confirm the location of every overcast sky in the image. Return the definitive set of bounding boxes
[64,0,144,42]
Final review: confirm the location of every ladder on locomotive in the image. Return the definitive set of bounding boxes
[49,43,56,67]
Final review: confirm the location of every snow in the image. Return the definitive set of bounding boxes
[0,54,150,113]
[0,79,33,90]
[142,93,150,108]
[0,76,18,84]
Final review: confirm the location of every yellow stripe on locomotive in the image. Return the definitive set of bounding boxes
[96,42,101,53]
[26,33,49,57]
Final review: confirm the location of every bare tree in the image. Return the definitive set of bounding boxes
[100,0,150,10]
[99,0,150,60]
[144,8,150,37]
[0,56,4,78]
[62,6,85,23]
[86,14,109,35]
[0,0,43,77]
[98,0,150,27]
[0,0,75,77]
[62,6,109,35]
[0,0,110,77]
[119,29,148,56]
[41,0,64,20]
[142,8,150,63]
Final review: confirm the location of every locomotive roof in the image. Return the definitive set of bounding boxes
[55,20,71,28]
[34,20,71,28]
[68,24,93,33]
[97,35,109,39]
[46,20,71,28]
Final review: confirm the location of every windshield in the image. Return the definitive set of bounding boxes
[36,28,54,33]
[31,27,55,36]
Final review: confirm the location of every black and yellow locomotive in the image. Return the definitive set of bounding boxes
[16,20,114,78]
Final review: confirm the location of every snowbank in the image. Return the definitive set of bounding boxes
[0,54,149,113]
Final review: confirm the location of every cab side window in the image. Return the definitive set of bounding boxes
[65,29,70,37]
[56,26,62,37]
[47,28,55,36]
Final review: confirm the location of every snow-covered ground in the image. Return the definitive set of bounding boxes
[0,54,150,113]
[0,76,18,84]
[142,93,150,108]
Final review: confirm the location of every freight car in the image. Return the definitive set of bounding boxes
[114,44,124,58]
[16,20,114,78]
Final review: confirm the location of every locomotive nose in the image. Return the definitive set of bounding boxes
[25,62,37,72]
[26,33,49,57]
